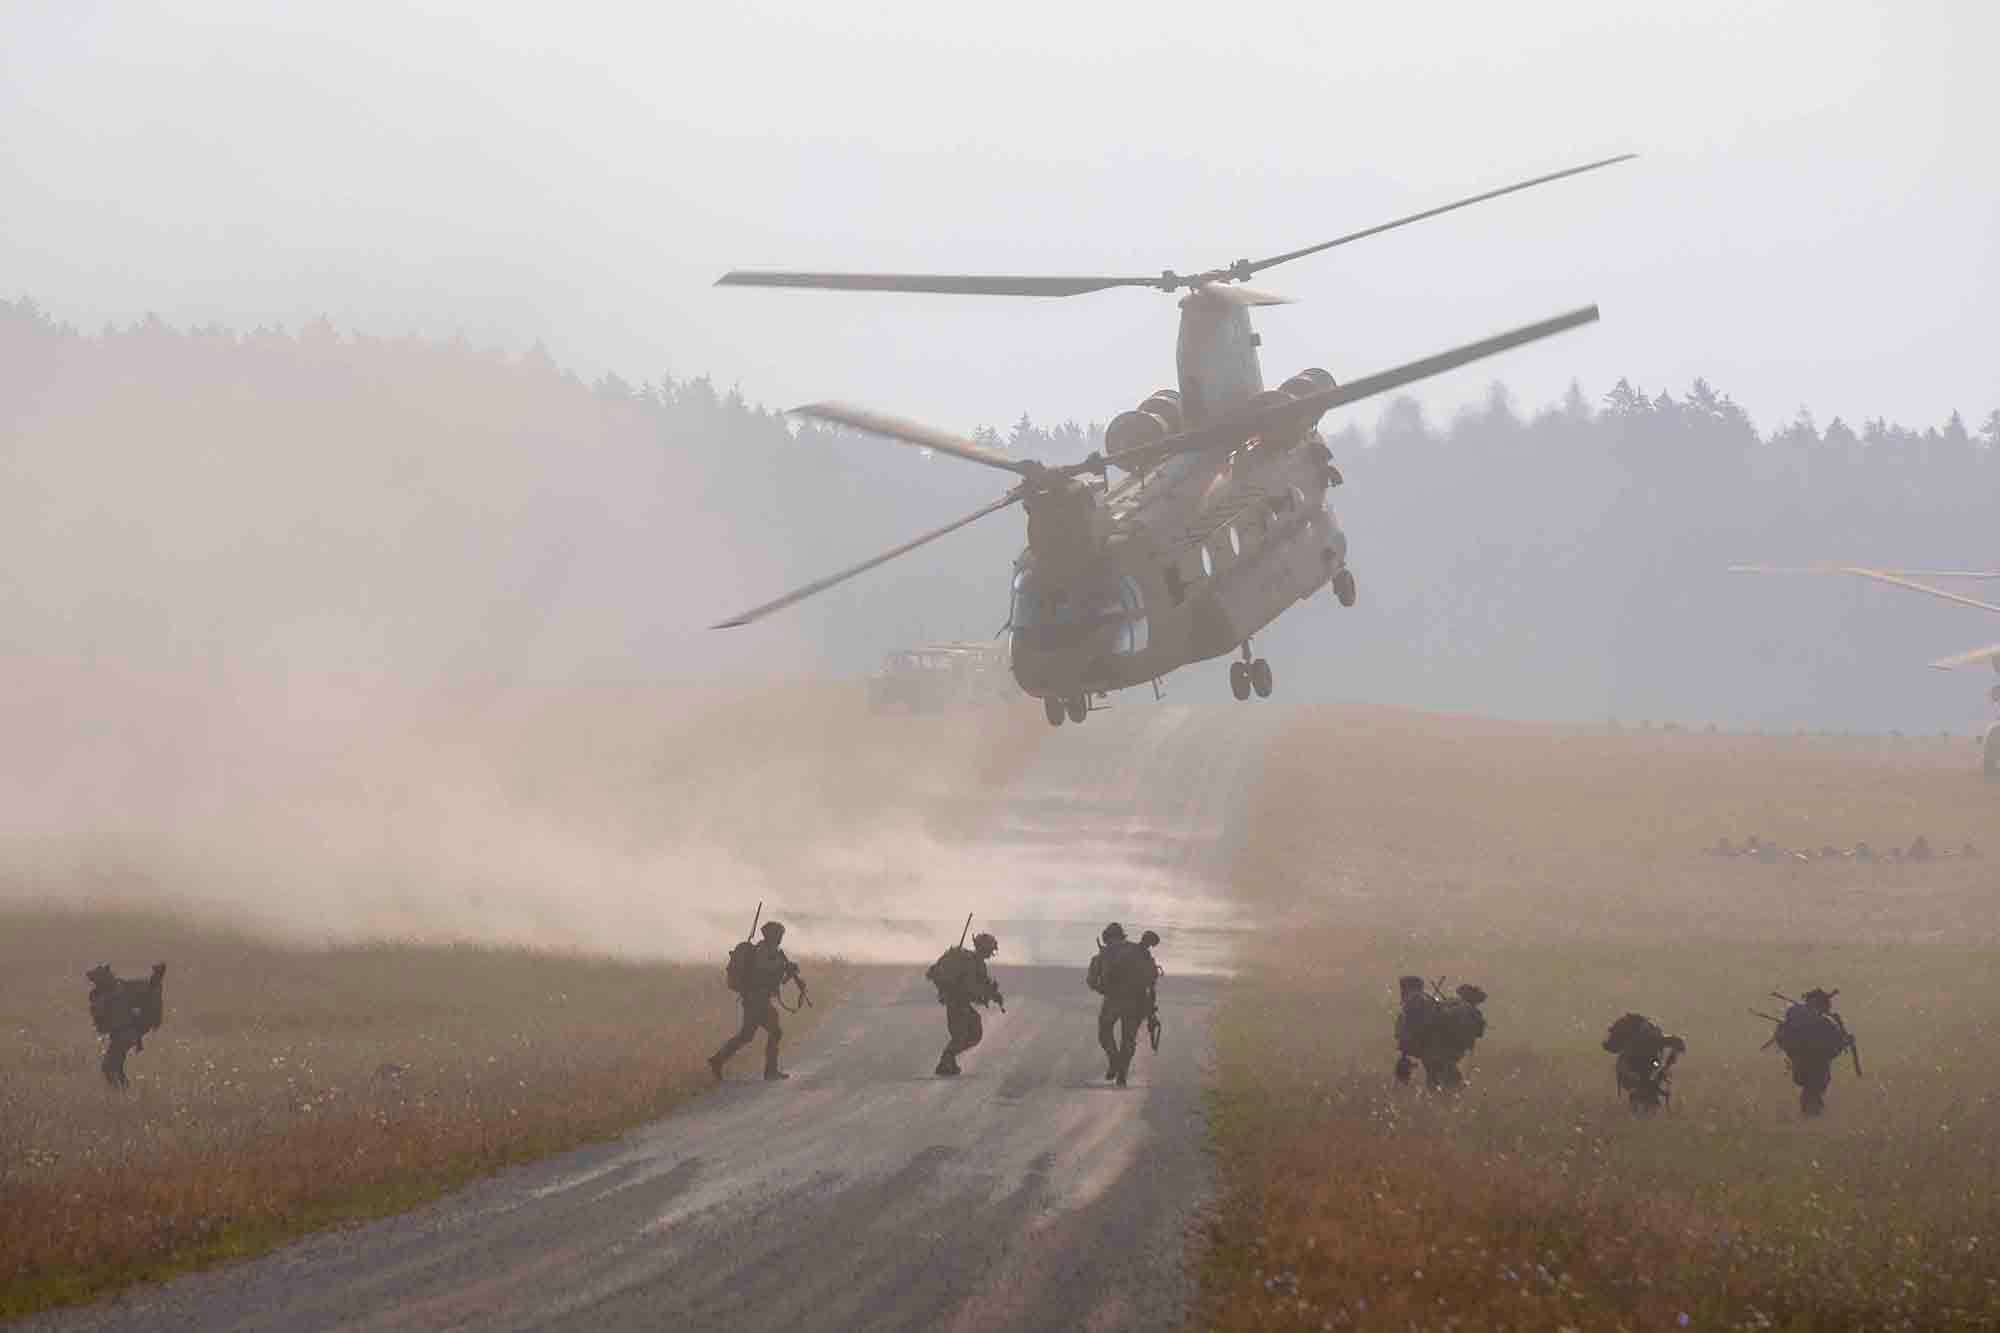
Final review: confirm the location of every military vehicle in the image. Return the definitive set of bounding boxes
[714,156,1630,724]
[867,641,1015,714]
[1730,565,2000,774]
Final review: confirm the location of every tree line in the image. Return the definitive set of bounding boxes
[4,297,1991,729]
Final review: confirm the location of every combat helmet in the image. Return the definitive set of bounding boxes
[86,964,115,988]
[1802,987,1837,1010]
[1398,975,1427,996]
[760,920,786,942]
[1101,922,1126,944]
[1139,930,1160,948]
[971,932,999,957]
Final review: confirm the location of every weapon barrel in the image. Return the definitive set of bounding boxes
[1769,991,1799,1007]
[957,912,974,950]
[749,900,763,941]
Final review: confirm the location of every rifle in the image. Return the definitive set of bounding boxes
[1750,1009,1783,1050]
[957,912,973,951]
[1836,1016,1862,1076]
[748,900,763,941]
[1146,1000,1162,1052]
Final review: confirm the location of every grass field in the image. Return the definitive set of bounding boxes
[0,909,846,1317]
[1204,706,1999,1331]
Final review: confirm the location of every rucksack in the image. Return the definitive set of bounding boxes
[1776,1005,1845,1063]
[1085,946,1112,994]
[928,947,974,996]
[725,941,758,994]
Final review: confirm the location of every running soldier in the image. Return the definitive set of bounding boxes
[1601,1012,1686,1113]
[86,962,166,1088]
[710,920,807,1082]
[1087,923,1160,1087]
[927,931,1004,1077]
[1769,987,1858,1116]
[1393,976,1489,1091]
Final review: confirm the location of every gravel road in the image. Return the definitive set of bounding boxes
[22,704,1267,1332]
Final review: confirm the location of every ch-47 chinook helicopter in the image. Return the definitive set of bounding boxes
[714,155,1632,726]
[1730,564,2000,775]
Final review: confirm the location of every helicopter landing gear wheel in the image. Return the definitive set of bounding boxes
[1065,696,1088,724]
[1333,567,1357,607]
[1250,658,1273,698]
[1044,696,1065,727]
[1229,661,1251,702]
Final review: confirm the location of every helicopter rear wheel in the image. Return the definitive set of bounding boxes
[1044,696,1065,727]
[1250,658,1273,698]
[1229,661,1251,702]
[1332,567,1357,607]
[1065,696,1088,723]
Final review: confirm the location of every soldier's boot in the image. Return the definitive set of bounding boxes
[1105,1055,1118,1081]
[1800,1087,1824,1117]
[707,1052,726,1081]
[935,1051,960,1077]
[1394,1055,1414,1085]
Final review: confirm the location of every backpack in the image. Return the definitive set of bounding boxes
[928,947,974,996]
[1086,946,1112,994]
[1776,1005,1845,1063]
[725,941,758,994]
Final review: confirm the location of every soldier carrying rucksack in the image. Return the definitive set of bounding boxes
[86,962,166,1088]
[1088,923,1160,1087]
[1765,987,1859,1116]
[927,926,1003,1077]
[1602,1012,1686,1113]
[1394,975,1488,1092]
[710,911,807,1083]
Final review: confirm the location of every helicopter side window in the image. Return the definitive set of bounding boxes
[1120,577,1149,653]
[1200,545,1215,578]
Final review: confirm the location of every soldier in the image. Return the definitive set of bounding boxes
[1394,976,1489,1091]
[86,962,166,1088]
[927,931,1004,1077]
[1770,987,1857,1116]
[1087,923,1159,1087]
[1601,1012,1686,1113]
[709,920,806,1082]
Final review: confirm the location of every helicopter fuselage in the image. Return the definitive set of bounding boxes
[1008,299,1347,705]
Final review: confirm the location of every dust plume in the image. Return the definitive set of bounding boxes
[0,306,1044,959]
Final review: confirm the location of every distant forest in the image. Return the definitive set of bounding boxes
[4,297,1994,730]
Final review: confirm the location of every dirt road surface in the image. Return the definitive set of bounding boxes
[21,704,1266,1332]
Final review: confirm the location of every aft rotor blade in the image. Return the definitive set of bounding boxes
[792,402,1044,477]
[1111,305,1602,474]
[717,271,1161,298]
[1929,641,2000,671]
[1241,154,1637,278]
[712,493,1022,629]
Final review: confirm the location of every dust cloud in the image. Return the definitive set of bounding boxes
[0,308,1053,960]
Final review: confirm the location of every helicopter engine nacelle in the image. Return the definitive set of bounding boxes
[1280,367,1336,398]
[1105,408,1171,471]
[1023,476,1107,574]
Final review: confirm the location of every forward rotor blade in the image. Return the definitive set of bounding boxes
[1730,565,2000,616]
[1241,154,1637,278]
[1110,305,1601,474]
[711,493,1021,629]
[716,271,1160,298]
[791,402,1039,476]
[1929,642,2000,671]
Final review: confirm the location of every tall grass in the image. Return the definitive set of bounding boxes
[0,909,846,1315]
[1204,705,2000,1331]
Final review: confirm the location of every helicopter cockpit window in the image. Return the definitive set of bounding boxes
[1200,545,1215,578]
[1228,525,1242,557]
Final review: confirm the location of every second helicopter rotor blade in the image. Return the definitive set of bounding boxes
[1111,305,1602,474]
[791,402,1042,477]
[711,492,1023,630]
[1239,154,1637,279]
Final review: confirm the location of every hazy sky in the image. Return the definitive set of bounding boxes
[6,0,1996,439]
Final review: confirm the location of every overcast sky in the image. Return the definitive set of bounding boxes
[5,0,1995,439]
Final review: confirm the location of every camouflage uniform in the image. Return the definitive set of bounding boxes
[1774,987,1851,1116]
[928,932,1003,1076]
[87,963,165,1088]
[1602,1012,1686,1113]
[710,923,801,1081]
[1394,976,1488,1091]
[1089,925,1159,1087]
